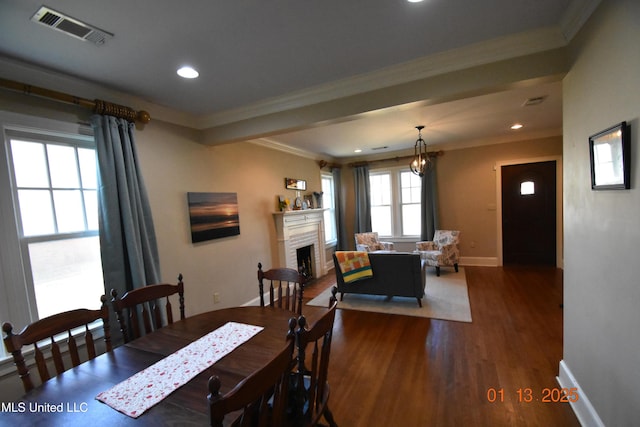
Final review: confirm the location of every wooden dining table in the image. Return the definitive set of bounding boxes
[0,305,327,426]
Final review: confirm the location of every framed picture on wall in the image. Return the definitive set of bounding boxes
[589,121,630,190]
[285,178,306,191]
[187,192,240,243]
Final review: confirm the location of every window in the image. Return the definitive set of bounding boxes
[369,172,392,236]
[321,173,337,244]
[369,167,421,238]
[0,114,104,360]
[400,171,421,235]
[520,180,535,195]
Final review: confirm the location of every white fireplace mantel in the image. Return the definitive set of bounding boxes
[272,209,327,278]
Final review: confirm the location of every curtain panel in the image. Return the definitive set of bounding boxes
[91,115,160,299]
[353,165,372,234]
[332,168,348,250]
[420,158,439,241]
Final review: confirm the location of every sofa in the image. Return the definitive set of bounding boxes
[332,252,425,307]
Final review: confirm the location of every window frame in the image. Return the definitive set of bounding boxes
[399,169,422,236]
[368,170,392,237]
[321,172,337,247]
[369,165,422,240]
[0,111,97,360]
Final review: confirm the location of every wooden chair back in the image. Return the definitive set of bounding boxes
[208,321,297,427]
[111,274,184,343]
[292,297,339,426]
[2,296,112,393]
[257,262,306,315]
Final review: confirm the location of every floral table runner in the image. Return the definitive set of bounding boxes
[96,321,263,418]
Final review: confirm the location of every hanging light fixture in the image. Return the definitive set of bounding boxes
[410,125,431,176]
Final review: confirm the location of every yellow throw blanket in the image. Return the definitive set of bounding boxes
[335,251,373,283]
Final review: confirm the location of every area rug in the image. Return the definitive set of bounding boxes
[307,268,472,322]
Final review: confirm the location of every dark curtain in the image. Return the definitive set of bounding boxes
[91,115,161,299]
[354,165,372,233]
[420,157,439,241]
[332,168,348,250]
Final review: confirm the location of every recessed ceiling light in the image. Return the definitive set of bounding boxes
[407,0,424,2]
[354,149,362,153]
[511,123,524,130]
[177,66,199,79]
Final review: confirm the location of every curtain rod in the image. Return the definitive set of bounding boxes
[0,77,151,124]
[348,150,444,168]
[318,160,342,170]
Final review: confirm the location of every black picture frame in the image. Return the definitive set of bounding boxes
[589,122,630,190]
[187,192,240,243]
[285,178,306,191]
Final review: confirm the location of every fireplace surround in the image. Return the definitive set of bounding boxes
[272,209,327,279]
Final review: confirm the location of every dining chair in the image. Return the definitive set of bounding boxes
[110,274,184,343]
[258,262,306,315]
[291,296,339,427]
[207,326,296,427]
[2,295,112,393]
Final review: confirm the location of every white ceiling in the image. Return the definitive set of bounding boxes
[0,1,599,159]
[271,80,563,158]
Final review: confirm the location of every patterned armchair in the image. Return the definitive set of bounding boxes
[416,230,460,276]
[354,232,395,252]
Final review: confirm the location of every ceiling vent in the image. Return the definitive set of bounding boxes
[522,96,547,107]
[30,6,113,45]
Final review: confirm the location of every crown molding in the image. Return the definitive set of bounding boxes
[560,0,602,41]
[251,138,326,161]
[196,27,567,130]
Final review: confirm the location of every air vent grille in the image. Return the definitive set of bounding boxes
[39,11,60,26]
[31,6,113,45]
[55,18,92,38]
[523,96,547,107]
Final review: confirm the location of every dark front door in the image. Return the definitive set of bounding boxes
[502,161,556,266]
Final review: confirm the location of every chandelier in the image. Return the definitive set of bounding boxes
[410,125,431,176]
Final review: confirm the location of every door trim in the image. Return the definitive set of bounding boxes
[495,155,563,267]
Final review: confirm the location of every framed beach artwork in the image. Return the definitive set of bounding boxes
[187,192,240,243]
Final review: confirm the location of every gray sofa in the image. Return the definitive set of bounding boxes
[332,252,425,307]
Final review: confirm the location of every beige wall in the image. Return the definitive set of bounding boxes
[135,121,322,316]
[562,0,640,424]
[438,136,562,262]
[341,136,562,263]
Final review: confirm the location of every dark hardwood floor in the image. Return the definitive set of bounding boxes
[303,266,580,427]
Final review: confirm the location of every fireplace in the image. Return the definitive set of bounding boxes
[272,210,327,279]
[296,245,313,279]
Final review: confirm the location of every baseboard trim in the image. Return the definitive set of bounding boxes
[241,296,261,307]
[557,360,605,427]
[460,256,498,267]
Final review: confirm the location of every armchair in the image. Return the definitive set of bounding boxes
[354,232,395,252]
[416,230,460,276]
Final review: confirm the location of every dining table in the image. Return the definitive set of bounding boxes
[0,305,327,426]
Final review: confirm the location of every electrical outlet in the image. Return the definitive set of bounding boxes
[213,292,220,304]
